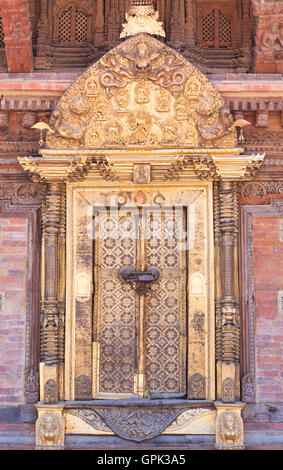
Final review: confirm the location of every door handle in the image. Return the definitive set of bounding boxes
[119,267,160,295]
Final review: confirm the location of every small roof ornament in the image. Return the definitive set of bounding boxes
[120,0,166,38]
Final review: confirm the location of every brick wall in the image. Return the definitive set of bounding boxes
[0,217,28,403]
[253,217,283,403]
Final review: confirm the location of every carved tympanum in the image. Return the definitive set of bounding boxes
[215,410,244,450]
[44,34,237,151]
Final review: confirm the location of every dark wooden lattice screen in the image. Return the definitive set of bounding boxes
[58,4,90,45]
[198,4,234,49]
[59,7,72,43]
[75,10,88,43]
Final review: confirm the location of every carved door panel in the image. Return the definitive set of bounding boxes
[93,207,187,398]
[144,208,187,398]
[94,209,139,396]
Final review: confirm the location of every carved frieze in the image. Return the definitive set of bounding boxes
[238,181,283,205]
[0,182,42,204]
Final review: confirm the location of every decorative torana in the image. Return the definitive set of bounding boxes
[17,11,265,450]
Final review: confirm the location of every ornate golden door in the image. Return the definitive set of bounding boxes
[93,206,187,399]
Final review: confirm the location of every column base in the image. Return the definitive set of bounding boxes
[35,404,65,450]
[214,401,245,450]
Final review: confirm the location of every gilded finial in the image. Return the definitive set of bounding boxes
[120,0,165,38]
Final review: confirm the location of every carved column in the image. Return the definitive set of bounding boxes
[40,182,66,404]
[214,179,244,450]
[185,0,196,47]
[170,0,185,46]
[95,0,105,45]
[107,0,120,47]
[218,181,240,404]
[37,0,49,57]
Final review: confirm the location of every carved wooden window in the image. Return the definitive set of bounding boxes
[197,2,236,49]
[57,4,91,45]
[0,16,4,48]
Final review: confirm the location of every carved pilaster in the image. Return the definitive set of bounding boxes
[216,181,241,403]
[95,0,105,45]
[214,181,222,401]
[37,0,49,57]
[40,181,66,403]
[185,0,196,47]
[108,0,120,47]
[170,0,185,46]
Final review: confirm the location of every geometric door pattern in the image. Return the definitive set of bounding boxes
[144,208,187,396]
[94,207,187,397]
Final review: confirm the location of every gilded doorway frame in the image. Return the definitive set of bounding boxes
[64,180,215,402]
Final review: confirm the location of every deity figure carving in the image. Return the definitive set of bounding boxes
[85,78,100,97]
[135,81,151,103]
[160,119,178,144]
[128,110,153,145]
[260,22,283,51]
[156,89,171,112]
[184,77,201,100]
[114,89,130,113]
[104,120,124,145]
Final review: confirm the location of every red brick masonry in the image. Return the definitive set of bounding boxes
[253,217,283,403]
[0,217,28,403]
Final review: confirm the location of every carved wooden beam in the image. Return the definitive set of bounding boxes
[0,0,33,72]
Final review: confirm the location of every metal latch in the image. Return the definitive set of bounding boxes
[119,267,160,295]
